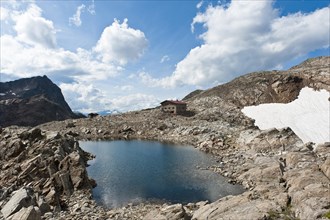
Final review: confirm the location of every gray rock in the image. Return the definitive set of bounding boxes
[37,197,51,215]
[144,210,166,220]
[5,140,25,159]
[320,158,330,179]
[45,131,61,140]
[8,206,41,220]
[59,171,73,195]
[1,187,33,218]
[0,188,8,200]
[144,204,188,220]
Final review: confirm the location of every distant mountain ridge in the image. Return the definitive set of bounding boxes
[0,75,83,127]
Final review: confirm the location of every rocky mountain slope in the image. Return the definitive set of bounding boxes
[0,56,329,220]
[0,76,83,127]
[186,56,329,107]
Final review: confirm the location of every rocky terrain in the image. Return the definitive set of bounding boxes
[0,75,83,127]
[0,56,329,219]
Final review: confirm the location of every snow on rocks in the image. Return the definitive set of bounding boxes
[242,87,330,145]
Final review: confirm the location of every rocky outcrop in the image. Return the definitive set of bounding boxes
[0,75,83,127]
[1,187,36,219]
[0,127,95,219]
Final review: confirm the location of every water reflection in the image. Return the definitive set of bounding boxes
[80,140,244,208]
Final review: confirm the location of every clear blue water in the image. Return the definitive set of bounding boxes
[80,140,244,208]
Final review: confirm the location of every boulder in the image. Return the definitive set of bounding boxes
[5,140,25,159]
[8,206,41,220]
[45,131,61,140]
[29,128,44,141]
[144,204,188,220]
[1,187,34,218]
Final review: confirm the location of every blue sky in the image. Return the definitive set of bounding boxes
[1,0,329,113]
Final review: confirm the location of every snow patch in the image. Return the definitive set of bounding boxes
[242,87,330,145]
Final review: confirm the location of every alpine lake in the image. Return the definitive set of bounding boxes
[80,140,244,208]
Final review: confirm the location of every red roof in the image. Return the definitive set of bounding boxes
[161,100,187,105]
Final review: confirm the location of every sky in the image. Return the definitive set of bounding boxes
[0,0,329,113]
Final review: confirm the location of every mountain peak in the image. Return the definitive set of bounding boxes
[0,75,83,127]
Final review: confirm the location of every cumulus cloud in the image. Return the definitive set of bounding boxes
[138,71,176,88]
[12,4,57,48]
[154,1,330,88]
[111,93,159,112]
[0,35,120,80]
[60,81,158,113]
[69,4,85,27]
[60,82,110,113]
[94,18,148,65]
[0,4,147,81]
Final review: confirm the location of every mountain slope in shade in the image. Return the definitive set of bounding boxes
[0,75,83,127]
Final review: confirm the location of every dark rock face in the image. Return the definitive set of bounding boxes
[0,75,83,127]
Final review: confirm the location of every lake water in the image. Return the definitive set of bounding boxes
[80,140,244,208]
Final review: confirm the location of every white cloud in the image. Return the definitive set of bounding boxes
[0,4,147,81]
[196,1,203,9]
[88,0,96,15]
[111,93,159,112]
[118,85,133,92]
[60,82,110,113]
[69,4,86,27]
[94,18,148,65]
[12,4,57,48]
[139,72,165,87]
[69,1,95,27]
[1,0,22,10]
[160,55,170,63]
[0,35,120,80]
[60,81,159,113]
[0,7,9,20]
[155,1,330,88]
